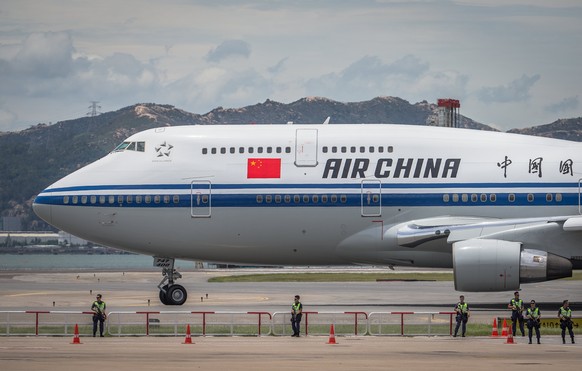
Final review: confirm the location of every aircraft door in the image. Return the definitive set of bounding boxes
[295,128,318,167]
[361,179,381,217]
[191,180,211,218]
[579,178,582,215]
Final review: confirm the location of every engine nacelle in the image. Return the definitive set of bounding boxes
[453,239,572,292]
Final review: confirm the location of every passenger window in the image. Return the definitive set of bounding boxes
[202,148,208,155]
[230,147,235,154]
[136,195,142,204]
[546,193,553,202]
[276,147,282,154]
[248,147,254,154]
[267,147,273,153]
[508,194,515,202]
[90,196,96,204]
[145,195,152,204]
[275,195,282,203]
[312,195,319,203]
[527,194,534,202]
[173,195,180,204]
[490,194,496,202]
[239,147,245,154]
[72,196,78,204]
[443,194,450,202]
[341,147,347,153]
[99,196,105,204]
[321,195,328,203]
[471,194,478,202]
[258,147,263,154]
[360,146,365,153]
[369,146,375,153]
[480,194,487,202]
[220,147,226,154]
[285,147,291,153]
[322,147,328,153]
[293,195,300,203]
[452,194,459,202]
[127,195,133,204]
[378,147,384,153]
[163,195,170,204]
[332,147,337,153]
[108,196,115,204]
[387,146,394,153]
[63,196,69,204]
[81,196,88,204]
[556,193,563,202]
[340,195,347,203]
[211,148,217,154]
[265,195,272,203]
[350,146,356,153]
[284,195,291,203]
[256,195,263,203]
[331,195,338,203]
[461,194,468,202]
[303,195,309,203]
[117,195,123,204]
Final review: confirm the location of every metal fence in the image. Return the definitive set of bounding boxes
[1,310,457,337]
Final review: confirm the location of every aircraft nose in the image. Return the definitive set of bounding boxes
[33,199,52,224]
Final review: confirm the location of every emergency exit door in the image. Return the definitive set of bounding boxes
[295,129,318,167]
[191,180,211,218]
[361,179,381,217]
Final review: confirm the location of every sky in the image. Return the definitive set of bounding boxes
[0,0,581,132]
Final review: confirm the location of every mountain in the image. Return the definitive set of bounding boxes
[507,117,582,141]
[0,97,579,231]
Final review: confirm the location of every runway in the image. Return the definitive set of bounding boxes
[0,269,580,370]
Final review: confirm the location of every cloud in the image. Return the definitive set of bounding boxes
[476,74,541,103]
[304,55,467,102]
[206,40,251,63]
[13,32,75,78]
[544,96,579,114]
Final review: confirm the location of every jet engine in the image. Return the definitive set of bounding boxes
[453,239,572,292]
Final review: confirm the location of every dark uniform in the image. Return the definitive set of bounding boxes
[91,294,107,337]
[291,295,303,337]
[508,292,525,336]
[558,300,575,344]
[453,295,469,337]
[525,301,541,344]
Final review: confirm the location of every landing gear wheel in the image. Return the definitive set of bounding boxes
[166,284,187,306]
[155,257,187,305]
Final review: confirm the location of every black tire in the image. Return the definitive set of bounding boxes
[159,285,169,305]
[166,284,187,306]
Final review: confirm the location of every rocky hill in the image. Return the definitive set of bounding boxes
[0,97,579,231]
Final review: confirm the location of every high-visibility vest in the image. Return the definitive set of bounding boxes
[559,307,572,318]
[456,302,469,314]
[292,302,302,313]
[511,299,523,310]
[527,307,540,318]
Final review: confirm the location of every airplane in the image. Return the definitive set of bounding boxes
[33,123,582,305]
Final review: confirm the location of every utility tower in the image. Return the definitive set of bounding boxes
[437,99,460,128]
[87,101,102,117]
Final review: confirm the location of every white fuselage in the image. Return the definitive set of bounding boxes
[33,124,582,268]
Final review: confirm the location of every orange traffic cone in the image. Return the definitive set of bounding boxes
[71,324,82,344]
[183,324,194,344]
[491,318,499,337]
[505,324,515,344]
[501,318,508,337]
[326,324,337,344]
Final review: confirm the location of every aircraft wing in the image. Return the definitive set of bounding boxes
[386,215,582,292]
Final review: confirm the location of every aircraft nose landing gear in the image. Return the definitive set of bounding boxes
[155,257,188,305]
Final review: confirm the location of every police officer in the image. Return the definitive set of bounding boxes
[91,294,107,337]
[525,300,541,344]
[453,295,470,337]
[558,300,575,344]
[507,291,525,336]
[290,295,303,337]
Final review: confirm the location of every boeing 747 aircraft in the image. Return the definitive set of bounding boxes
[33,123,582,305]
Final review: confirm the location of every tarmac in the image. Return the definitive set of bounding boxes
[0,268,580,370]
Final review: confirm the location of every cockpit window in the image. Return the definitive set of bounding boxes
[114,142,131,152]
[113,141,146,152]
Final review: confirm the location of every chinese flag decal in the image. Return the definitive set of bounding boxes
[247,158,281,178]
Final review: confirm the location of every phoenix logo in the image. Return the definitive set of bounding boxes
[155,142,173,157]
